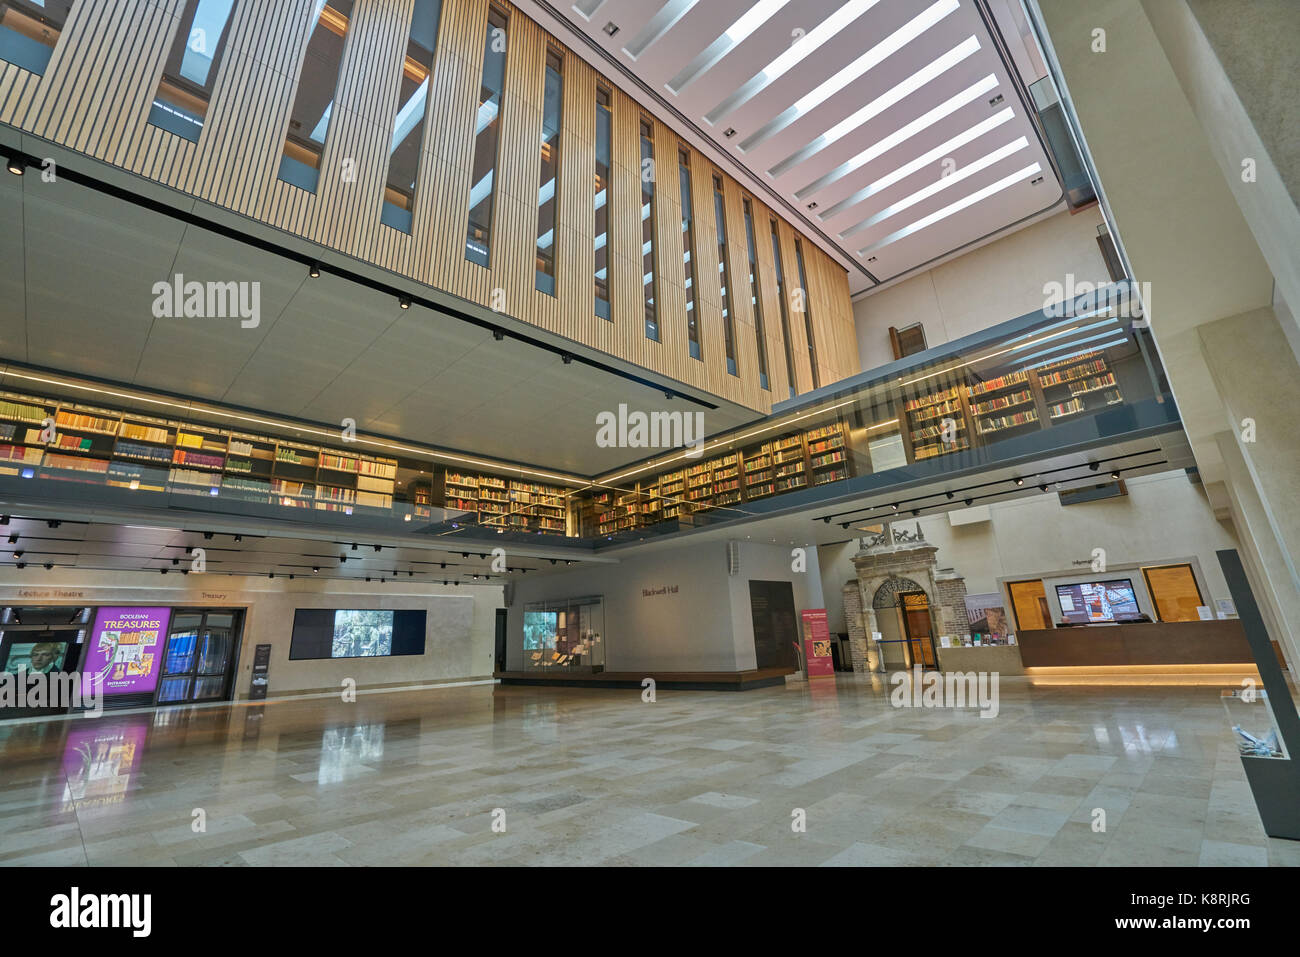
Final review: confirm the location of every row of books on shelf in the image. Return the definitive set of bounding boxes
[968,370,1029,396]
[977,409,1040,434]
[1038,358,1109,387]
[970,389,1033,415]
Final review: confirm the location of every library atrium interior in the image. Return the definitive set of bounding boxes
[0,0,1296,868]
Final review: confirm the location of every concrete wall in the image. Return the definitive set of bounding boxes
[852,208,1109,370]
[508,540,825,673]
[818,470,1240,631]
[0,569,502,698]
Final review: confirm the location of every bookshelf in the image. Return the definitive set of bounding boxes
[806,423,851,486]
[902,386,971,462]
[437,469,570,534]
[1036,352,1123,421]
[966,370,1041,438]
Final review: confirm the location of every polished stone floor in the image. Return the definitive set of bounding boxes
[1,675,1297,866]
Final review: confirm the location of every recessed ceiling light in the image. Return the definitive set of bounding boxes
[602,21,619,36]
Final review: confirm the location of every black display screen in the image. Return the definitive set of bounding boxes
[289,609,426,660]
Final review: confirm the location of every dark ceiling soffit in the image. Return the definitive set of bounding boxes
[0,141,720,415]
[530,0,879,286]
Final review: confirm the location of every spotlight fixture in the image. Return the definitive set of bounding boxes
[945,491,954,500]
[268,572,274,579]
[15,562,24,569]
[203,531,214,540]
[351,543,359,551]
[6,534,15,544]
[6,156,23,176]
[172,558,179,566]
[1088,462,1099,471]
[561,354,573,365]
[1039,484,1048,492]
[549,559,556,564]
[408,570,413,577]
[565,561,573,566]
[1110,470,1121,480]
[340,555,347,563]
[841,522,850,530]
[313,567,320,573]
[663,391,673,400]
[43,562,52,570]
[440,562,446,569]
[12,550,21,558]
[822,516,831,524]
[398,296,411,310]
[181,569,189,575]
[478,553,486,560]
[289,574,295,580]
[234,534,242,542]
[309,263,321,278]
[492,329,505,341]
[462,553,469,559]
[963,498,973,506]
[365,577,371,582]
[0,515,8,525]
[911,509,920,517]
[373,544,382,552]
[723,128,736,138]
[1013,477,1024,486]
[602,20,619,36]
[46,520,60,528]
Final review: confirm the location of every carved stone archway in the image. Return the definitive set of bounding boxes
[872,575,928,609]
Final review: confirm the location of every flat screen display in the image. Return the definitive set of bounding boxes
[4,640,71,675]
[1055,580,1141,624]
[81,607,171,695]
[289,609,426,660]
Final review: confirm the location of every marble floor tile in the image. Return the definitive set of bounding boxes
[0,676,1295,866]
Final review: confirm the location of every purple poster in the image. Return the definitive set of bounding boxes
[82,607,171,695]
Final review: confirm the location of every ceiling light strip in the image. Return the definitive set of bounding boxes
[768,35,980,178]
[857,162,1042,256]
[794,74,998,201]
[623,0,699,60]
[571,0,606,21]
[738,0,960,153]
[816,107,1014,220]
[666,0,793,95]
[704,0,883,125]
[840,136,1029,239]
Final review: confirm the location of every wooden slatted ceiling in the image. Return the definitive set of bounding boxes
[0,0,857,414]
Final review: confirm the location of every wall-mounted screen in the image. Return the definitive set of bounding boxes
[1055,580,1141,624]
[289,609,426,660]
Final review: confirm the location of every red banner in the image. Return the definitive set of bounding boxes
[801,609,834,679]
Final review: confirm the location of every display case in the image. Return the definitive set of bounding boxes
[522,596,605,673]
[1221,688,1289,759]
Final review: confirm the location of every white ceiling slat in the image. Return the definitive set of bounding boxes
[516,0,1065,294]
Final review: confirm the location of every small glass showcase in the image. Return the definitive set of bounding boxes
[1221,688,1289,759]
[523,596,604,673]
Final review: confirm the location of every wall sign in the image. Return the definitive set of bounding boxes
[249,644,272,701]
[640,585,679,597]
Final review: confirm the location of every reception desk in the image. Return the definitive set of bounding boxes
[1017,620,1254,668]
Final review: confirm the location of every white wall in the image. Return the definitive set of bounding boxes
[853,208,1109,369]
[818,470,1240,631]
[0,569,502,698]
[509,540,824,673]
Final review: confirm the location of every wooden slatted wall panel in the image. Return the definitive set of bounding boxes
[0,0,858,414]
